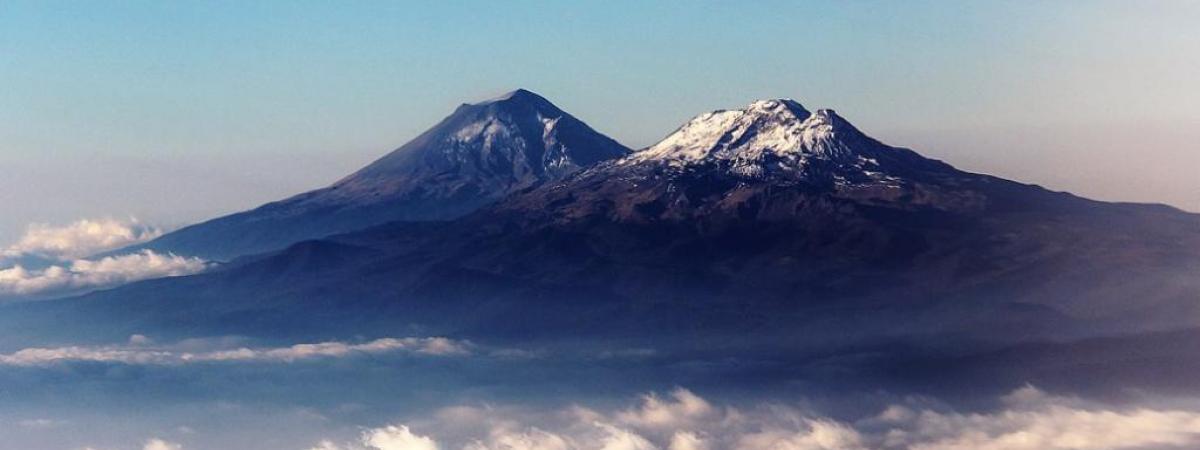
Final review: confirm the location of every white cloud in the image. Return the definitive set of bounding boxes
[365,426,441,450]
[463,426,573,450]
[2,218,162,261]
[0,336,470,366]
[0,250,207,297]
[592,422,657,450]
[310,426,439,450]
[305,387,1200,450]
[0,218,198,298]
[615,389,717,432]
[666,432,707,450]
[143,438,183,450]
[882,385,1200,450]
[129,334,154,346]
[735,419,866,450]
[196,337,470,362]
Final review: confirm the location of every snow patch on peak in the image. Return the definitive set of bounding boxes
[451,118,515,144]
[798,109,838,145]
[622,99,898,184]
[539,113,561,137]
[627,98,835,167]
[630,110,744,165]
[746,98,810,118]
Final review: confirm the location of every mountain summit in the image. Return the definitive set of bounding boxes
[332,88,627,199]
[623,99,953,187]
[494,99,972,226]
[122,89,630,260]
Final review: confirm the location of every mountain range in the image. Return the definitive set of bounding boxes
[4,90,1199,365]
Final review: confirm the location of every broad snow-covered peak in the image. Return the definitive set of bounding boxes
[626,99,871,173]
[610,99,928,185]
[745,98,811,119]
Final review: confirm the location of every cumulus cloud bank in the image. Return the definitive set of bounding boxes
[0,336,469,366]
[2,218,162,261]
[0,250,207,297]
[311,426,440,450]
[308,387,1200,450]
[880,386,1200,450]
[0,218,205,298]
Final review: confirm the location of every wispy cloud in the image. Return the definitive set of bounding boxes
[307,387,1200,450]
[15,418,65,429]
[0,250,206,297]
[0,336,469,367]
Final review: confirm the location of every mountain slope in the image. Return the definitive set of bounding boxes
[10,97,1199,353]
[484,99,1200,330]
[121,89,630,261]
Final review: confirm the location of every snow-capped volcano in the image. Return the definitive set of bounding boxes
[336,88,629,196]
[630,99,817,164]
[118,89,630,260]
[619,98,953,189]
[623,98,943,187]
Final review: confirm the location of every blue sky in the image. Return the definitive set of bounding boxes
[1,1,1197,241]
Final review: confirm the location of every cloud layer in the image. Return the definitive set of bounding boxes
[0,218,205,298]
[0,336,469,366]
[309,387,1200,450]
[2,218,162,261]
[882,387,1200,450]
[0,250,207,297]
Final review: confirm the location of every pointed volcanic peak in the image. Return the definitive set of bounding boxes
[624,98,951,184]
[120,89,630,261]
[331,88,630,199]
